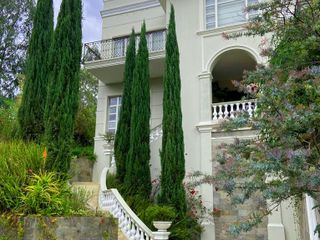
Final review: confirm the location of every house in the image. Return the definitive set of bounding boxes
[83,0,309,239]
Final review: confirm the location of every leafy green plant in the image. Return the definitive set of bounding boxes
[106,174,119,189]
[71,146,96,162]
[141,205,176,230]
[20,172,90,216]
[170,216,202,240]
[0,98,20,141]
[0,141,42,211]
[20,172,71,215]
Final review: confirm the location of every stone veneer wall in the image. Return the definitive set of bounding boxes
[0,216,118,240]
[211,129,268,240]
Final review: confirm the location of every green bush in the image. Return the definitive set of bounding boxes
[170,216,202,240]
[142,205,176,229]
[70,145,96,162]
[0,98,20,141]
[106,174,120,189]
[0,141,42,211]
[20,172,89,216]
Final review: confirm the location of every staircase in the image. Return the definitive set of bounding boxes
[72,124,168,240]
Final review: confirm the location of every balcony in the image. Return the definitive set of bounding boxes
[83,30,167,84]
[212,99,257,122]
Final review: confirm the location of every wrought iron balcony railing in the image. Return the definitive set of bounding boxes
[83,29,167,63]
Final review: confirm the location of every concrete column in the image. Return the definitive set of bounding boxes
[268,204,286,240]
[197,72,215,240]
[198,72,212,121]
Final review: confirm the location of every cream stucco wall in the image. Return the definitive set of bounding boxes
[93,77,163,182]
[90,0,302,239]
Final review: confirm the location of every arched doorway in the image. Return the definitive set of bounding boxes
[211,49,257,103]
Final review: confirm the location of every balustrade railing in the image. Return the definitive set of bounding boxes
[212,99,257,120]
[99,168,171,240]
[101,188,155,240]
[150,124,163,143]
[83,29,167,63]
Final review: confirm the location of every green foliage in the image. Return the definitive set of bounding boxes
[74,69,98,146]
[0,0,34,97]
[44,0,82,173]
[0,97,20,141]
[70,146,96,162]
[20,172,70,215]
[124,22,151,198]
[114,29,136,183]
[106,174,120,189]
[158,5,187,217]
[143,205,176,225]
[169,216,202,240]
[0,141,42,211]
[18,0,53,142]
[20,172,89,216]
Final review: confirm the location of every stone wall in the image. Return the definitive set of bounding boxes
[211,129,268,240]
[1,216,118,240]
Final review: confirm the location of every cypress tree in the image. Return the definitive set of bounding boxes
[158,5,187,216]
[114,30,136,183]
[44,0,82,173]
[18,0,53,142]
[124,22,151,197]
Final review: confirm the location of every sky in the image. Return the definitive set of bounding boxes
[53,0,103,43]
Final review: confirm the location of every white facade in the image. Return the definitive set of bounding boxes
[83,0,302,239]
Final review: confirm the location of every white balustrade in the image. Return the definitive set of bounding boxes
[99,167,171,240]
[212,99,257,121]
[150,124,163,143]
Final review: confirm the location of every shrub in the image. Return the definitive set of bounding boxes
[142,205,176,229]
[0,98,20,141]
[20,172,90,216]
[170,216,202,240]
[0,141,42,211]
[70,146,96,162]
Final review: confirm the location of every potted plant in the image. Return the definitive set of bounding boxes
[144,205,176,232]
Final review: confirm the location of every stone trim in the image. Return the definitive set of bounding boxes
[101,0,160,18]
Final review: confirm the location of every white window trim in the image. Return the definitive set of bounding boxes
[205,0,257,30]
[106,96,122,134]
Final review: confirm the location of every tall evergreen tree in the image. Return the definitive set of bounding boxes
[158,5,187,216]
[18,0,53,142]
[114,30,136,183]
[124,22,151,197]
[44,0,82,173]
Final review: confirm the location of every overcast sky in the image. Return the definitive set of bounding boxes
[53,0,103,43]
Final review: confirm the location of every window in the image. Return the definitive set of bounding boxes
[205,0,257,29]
[112,38,126,58]
[107,96,122,134]
[150,31,165,52]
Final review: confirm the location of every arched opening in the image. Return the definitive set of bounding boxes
[211,49,257,103]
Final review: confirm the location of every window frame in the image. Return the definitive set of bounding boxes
[205,0,257,30]
[106,96,122,134]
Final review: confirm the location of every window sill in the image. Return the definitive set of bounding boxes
[197,23,248,37]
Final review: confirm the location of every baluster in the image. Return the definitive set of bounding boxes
[125,218,132,236]
[230,104,235,118]
[247,102,253,117]
[212,105,217,119]
[139,231,145,240]
[119,211,126,228]
[218,105,223,119]
[130,223,136,239]
[224,104,229,118]
[134,227,141,240]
